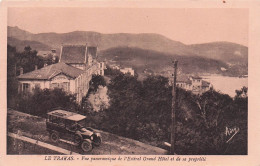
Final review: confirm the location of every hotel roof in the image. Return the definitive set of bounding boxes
[60,45,87,64]
[17,62,84,80]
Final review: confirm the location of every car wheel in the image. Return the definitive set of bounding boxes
[81,140,92,152]
[93,136,102,146]
[50,132,59,142]
[74,134,82,146]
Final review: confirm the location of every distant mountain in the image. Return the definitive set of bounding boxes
[8,26,33,40]
[8,37,52,52]
[189,42,248,64]
[7,26,248,76]
[99,47,232,78]
[7,26,190,55]
[7,26,248,64]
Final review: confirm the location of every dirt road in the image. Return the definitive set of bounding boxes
[7,109,167,155]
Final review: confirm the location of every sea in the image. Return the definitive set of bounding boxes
[202,75,248,98]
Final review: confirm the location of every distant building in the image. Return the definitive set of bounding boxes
[120,68,135,76]
[109,65,135,76]
[17,44,105,102]
[143,69,154,75]
[175,75,193,91]
[174,75,212,95]
[221,67,227,71]
[110,64,120,70]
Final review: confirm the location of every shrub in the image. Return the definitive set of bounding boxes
[17,88,79,118]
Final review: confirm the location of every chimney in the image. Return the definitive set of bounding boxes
[85,43,88,64]
[51,49,56,53]
[51,49,56,57]
[20,67,23,75]
[35,65,38,70]
[59,44,63,63]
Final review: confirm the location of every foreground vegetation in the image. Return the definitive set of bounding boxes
[85,70,248,155]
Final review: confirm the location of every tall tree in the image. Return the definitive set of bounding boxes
[7,45,18,107]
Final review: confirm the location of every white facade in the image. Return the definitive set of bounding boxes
[176,76,211,95]
[18,72,91,103]
[18,80,50,93]
[176,82,192,91]
[18,45,105,103]
[120,68,135,76]
[18,62,105,103]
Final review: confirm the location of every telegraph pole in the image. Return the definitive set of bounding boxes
[170,60,178,155]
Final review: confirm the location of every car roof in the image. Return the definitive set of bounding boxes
[47,109,86,121]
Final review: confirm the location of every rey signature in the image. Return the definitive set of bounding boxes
[225,127,240,143]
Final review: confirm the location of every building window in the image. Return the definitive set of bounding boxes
[50,82,70,92]
[50,83,59,89]
[61,82,69,91]
[22,83,30,92]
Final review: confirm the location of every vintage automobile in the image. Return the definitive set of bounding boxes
[46,109,102,152]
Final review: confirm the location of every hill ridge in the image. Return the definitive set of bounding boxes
[8,26,247,47]
[7,26,248,74]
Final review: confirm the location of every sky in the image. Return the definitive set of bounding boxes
[8,8,248,46]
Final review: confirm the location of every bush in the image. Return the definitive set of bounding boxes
[17,88,79,118]
[89,74,106,92]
